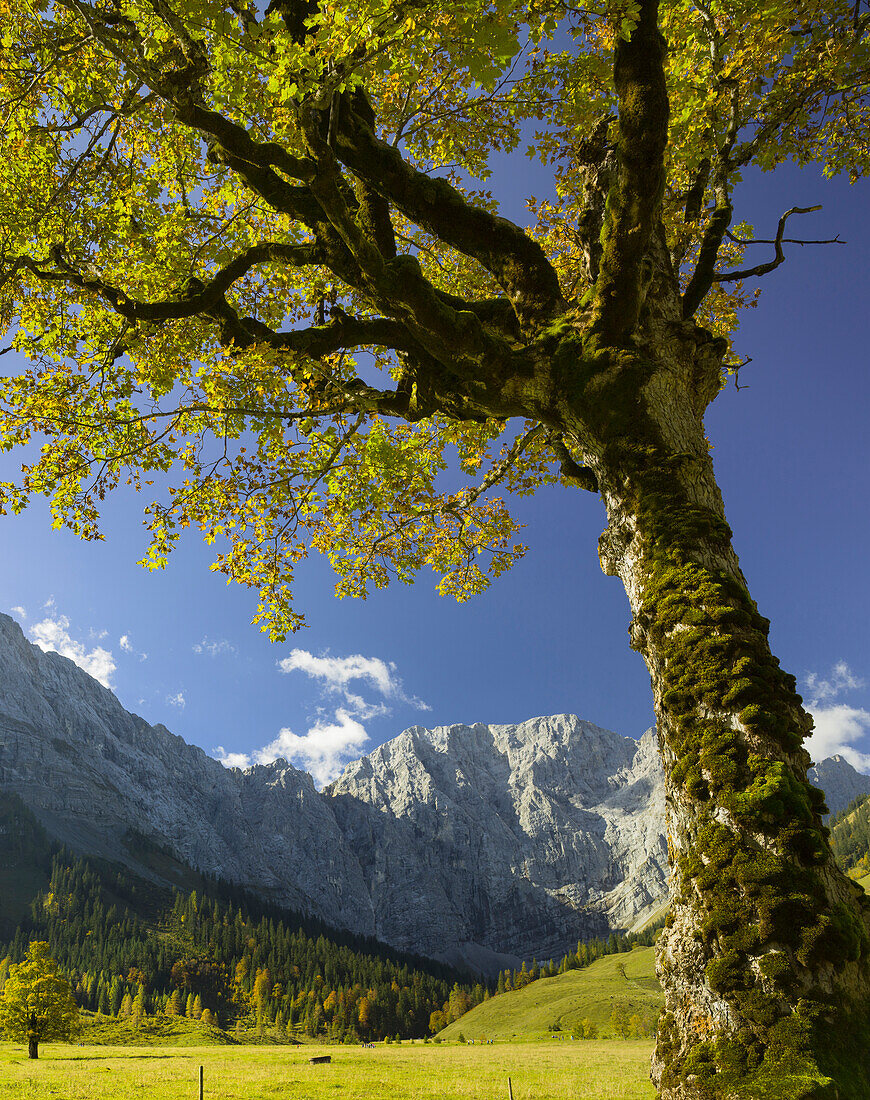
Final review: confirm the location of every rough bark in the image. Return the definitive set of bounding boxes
[557,308,870,1097]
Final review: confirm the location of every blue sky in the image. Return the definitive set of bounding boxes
[1,157,868,786]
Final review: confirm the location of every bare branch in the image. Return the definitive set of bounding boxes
[725,230,844,247]
[713,206,825,283]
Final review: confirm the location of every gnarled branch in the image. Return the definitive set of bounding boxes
[713,206,825,283]
[333,91,565,334]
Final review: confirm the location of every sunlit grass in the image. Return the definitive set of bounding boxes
[0,1039,656,1100]
[439,947,662,1041]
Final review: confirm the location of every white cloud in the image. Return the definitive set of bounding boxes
[193,637,237,658]
[805,661,864,705]
[278,649,429,715]
[118,632,147,661]
[279,650,399,695]
[213,708,369,786]
[166,692,186,709]
[215,649,427,787]
[806,705,870,772]
[213,747,253,770]
[803,662,870,772]
[29,613,116,689]
[11,605,26,620]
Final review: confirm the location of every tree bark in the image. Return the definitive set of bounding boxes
[565,326,870,1097]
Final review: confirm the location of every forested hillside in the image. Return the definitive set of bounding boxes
[8,782,870,1047]
[0,794,478,1041]
[829,795,870,877]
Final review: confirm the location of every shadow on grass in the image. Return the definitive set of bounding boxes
[55,1053,176,1061]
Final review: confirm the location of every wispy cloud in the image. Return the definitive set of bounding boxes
[278,649,429,711]
[213,748,252,769]
[214,709,369,787]
[805,661,864,705]
[214,649,428,786]
[166,691,186,709]
[192,637,237,658]
[11,605,26,620]
[806,705,870,771]
[804,662,870,772]
[29,611,116,689]
[120,634,148,661]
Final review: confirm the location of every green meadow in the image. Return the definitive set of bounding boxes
[0,940,662,1098]
[0,1040,656,1100]
[438,946,663,1041]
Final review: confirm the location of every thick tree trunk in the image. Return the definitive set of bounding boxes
[562,330,870,1098]
[28,1037,38,1059]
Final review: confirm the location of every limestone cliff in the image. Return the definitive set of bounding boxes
[0,612,862,971]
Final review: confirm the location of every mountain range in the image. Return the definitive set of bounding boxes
[0,611,867,974]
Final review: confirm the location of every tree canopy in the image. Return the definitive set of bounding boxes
[1,0,869,1095]
[0,941,80,1057]
[0,0,865,635]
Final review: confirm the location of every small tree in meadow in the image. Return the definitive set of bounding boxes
[579,1019,599,1040]
[0,942,79,1059]
[609,1005,632,1039]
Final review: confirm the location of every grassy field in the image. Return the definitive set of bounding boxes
[438,947,663,1042]
[0,1039,656,1100]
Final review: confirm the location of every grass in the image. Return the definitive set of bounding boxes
[79,1014,235,1047]
[438,947,663,1042]
[0,1039,656,1100]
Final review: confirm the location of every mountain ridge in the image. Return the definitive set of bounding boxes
[1,611,868,973]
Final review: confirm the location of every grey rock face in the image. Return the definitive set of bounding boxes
[326,715,669,965]
[1,611,865,972]
[808,755,870,818]
[0,614,376,936]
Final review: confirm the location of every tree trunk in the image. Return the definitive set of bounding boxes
[28,1037,38,1059]
[564,332,870,1098]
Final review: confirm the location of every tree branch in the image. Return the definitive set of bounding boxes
[17,242,322,321]
[713,206,824,282]
[681,84,740,319]
[333,91,565,334]
[591,0,670,341]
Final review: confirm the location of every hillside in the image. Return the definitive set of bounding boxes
[829,794,870,876]
[0,793,474,1043]
[0,793,54,937]
[438,947,662,1041]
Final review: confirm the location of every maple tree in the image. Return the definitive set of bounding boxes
[0,0,869,1093]
[0,942,80,1058]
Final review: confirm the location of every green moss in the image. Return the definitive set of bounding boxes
[559,342,870,1096]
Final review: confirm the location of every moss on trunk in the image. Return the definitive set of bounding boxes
[563,332,870,1099]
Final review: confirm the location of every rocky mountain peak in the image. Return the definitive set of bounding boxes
[1,609,867,973]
